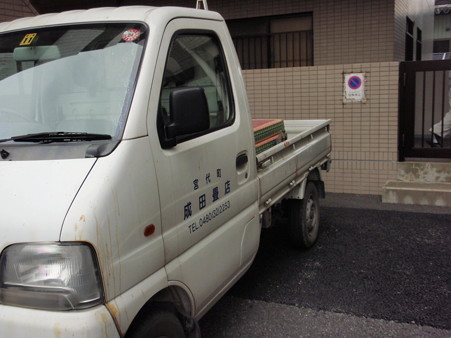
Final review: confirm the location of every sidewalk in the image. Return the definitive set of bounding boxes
[322,192,451,215]
[201,297,451,337]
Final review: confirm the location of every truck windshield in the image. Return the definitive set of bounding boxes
[0,23,146,141]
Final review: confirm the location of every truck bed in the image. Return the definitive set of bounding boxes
[256,119,332,213]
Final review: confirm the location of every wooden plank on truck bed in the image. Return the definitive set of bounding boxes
[252,119,286,143]
[256,120,331,165]
[255,133,285,154]
[253,119,287,154]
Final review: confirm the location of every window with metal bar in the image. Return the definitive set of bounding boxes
[405,17,414,61]
[227,13,313,69]
[416,28,422,61]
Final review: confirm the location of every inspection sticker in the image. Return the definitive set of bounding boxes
[19,33,37,46]
[122,29,141,42]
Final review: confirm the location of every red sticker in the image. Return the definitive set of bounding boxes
[122,29,141,42]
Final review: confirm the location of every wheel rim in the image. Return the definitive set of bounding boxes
[306,196,317,236]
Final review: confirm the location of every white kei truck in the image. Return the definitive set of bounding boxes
[0,5,331,338]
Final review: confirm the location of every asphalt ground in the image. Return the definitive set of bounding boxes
[199,194,451,337]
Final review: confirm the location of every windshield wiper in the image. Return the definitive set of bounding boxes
[0,132,112,143]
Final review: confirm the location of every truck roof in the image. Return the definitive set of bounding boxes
[0,6,223,32]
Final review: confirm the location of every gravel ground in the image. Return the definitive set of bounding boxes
[200,194,451,337]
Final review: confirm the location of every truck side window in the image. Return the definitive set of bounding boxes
[158,33,234,144]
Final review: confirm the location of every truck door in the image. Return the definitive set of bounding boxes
[147,18,259,313]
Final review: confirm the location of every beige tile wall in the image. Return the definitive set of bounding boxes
[313,0,395,65]
[394,0,409,62]
[244,62,400,195]
[0,0,37,22]
[134,0,398,66]
[6,0,431,64]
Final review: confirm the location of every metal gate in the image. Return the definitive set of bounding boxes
[399,60,451,161]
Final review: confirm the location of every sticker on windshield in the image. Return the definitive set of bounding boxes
[19,33,37,46]
[122,29,141,42]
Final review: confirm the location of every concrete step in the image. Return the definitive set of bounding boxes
[397,162,451,183]
[382,181,451,207]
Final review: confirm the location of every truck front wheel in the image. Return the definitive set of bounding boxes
[288,182,320,249]
[126,308,185,338]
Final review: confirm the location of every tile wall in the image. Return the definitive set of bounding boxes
[0,0,37,22]
[243,62,400,194]
[143,0,397,66]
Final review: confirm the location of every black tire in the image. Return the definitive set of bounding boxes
[127,309,185,338]
[288,181,320,249]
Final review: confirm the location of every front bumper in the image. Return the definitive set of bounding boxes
[0,303,120,338]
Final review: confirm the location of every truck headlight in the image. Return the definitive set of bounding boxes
[0,242,104,311]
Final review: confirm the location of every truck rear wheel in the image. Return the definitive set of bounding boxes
[288,182,320,249]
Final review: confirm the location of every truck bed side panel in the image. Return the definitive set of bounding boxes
[257,120,331,212]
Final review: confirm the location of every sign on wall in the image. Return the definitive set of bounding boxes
[344,73,366,103]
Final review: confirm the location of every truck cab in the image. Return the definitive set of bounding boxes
[0,6,331,337]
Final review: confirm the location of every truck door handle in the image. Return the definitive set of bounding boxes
[236,153,248,168]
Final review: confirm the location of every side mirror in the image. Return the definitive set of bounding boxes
[165,87,210,140]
